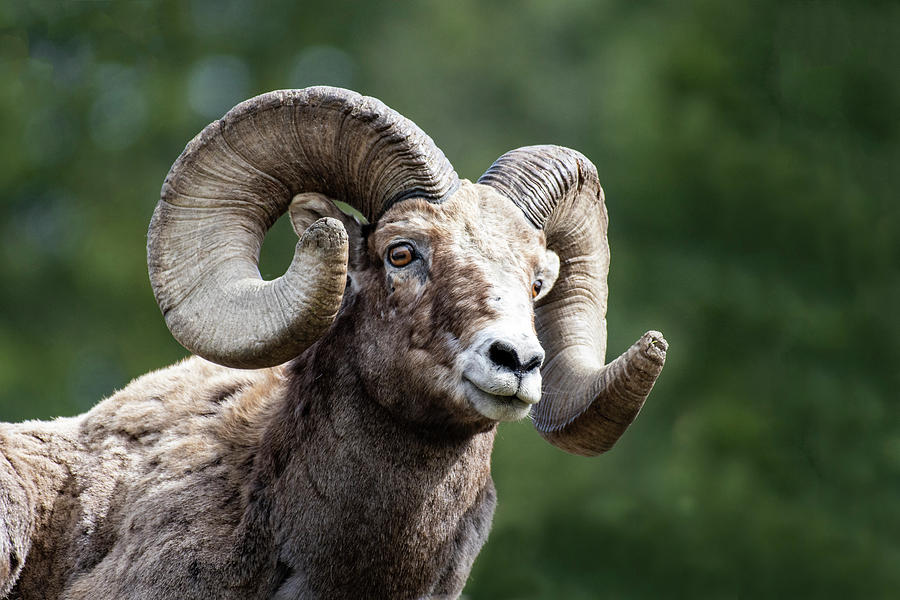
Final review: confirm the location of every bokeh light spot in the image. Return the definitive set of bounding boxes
[187,55,251,119]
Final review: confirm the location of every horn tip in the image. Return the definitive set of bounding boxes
[639,330,668,370]
[298,217,349,252]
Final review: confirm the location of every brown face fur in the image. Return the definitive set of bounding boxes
[324,181,558,431]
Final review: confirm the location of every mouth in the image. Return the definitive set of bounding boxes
[463,379,533,422]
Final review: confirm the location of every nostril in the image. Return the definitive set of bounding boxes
[520,353,543,373]
[488,341,520,372]
[487,341,544,374]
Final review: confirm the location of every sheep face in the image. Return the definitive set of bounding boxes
[292,181,559,429]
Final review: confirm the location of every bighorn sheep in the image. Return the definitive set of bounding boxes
[0,86,667,599]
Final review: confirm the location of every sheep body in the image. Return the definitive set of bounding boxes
[2,354,495,599]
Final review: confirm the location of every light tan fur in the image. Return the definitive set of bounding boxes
[1,358,284,598]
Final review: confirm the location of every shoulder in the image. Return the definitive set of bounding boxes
[78,356,288,453]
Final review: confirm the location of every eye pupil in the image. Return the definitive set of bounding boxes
[532,280,542,298]
[388,244,414,267]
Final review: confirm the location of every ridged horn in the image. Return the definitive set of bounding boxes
[148,87,458,368]
[479,145,667,456]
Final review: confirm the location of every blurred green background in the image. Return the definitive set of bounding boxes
[1,1,897,597]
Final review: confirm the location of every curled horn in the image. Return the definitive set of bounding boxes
[148,87,458,368]
[479,146,667,456]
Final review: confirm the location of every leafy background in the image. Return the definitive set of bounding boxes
[1,1,897,597]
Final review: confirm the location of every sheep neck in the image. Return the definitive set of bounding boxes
[246,338,498,597]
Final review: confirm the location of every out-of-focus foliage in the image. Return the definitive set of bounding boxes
[1,0,897,597]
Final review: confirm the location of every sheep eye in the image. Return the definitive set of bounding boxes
[532,280,542,298]
[387,243,415,267]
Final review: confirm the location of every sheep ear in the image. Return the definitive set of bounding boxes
[289,193,361,238]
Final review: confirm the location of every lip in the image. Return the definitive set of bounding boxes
[463,379,532,421]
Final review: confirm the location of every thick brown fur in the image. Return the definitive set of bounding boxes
[0,184,555,599]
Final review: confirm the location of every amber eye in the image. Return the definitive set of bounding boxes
[531,280,543,298]
[387,243,415,267]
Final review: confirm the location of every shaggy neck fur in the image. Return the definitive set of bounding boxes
[241,322,498,598]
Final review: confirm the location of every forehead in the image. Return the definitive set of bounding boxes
[374,182,546,261]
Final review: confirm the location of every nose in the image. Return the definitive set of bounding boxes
[488,339,544,375]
